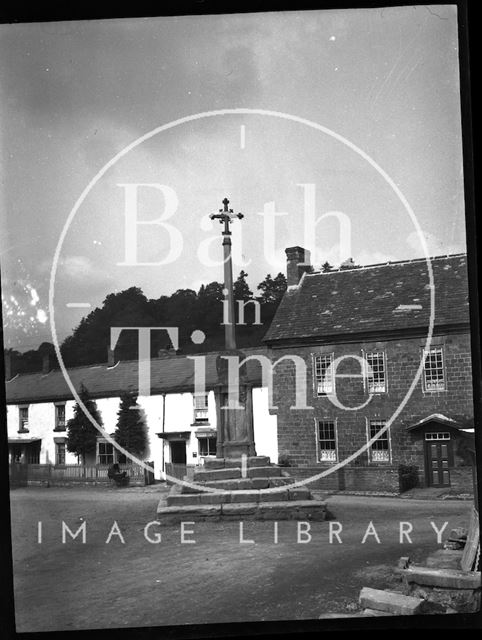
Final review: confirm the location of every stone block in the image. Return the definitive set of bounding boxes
[402,567,481,590]
[221,503,258,516]
[166,494,201,506]
[156,504,222,525]
[230,490,261,503]
[247,466,282,478]
[288,488,312,501]
[252,478,270,489]
[203,479,254,491]
[363,609,393,617]
[259,489,289,502]
[224,456,270,468]
[426,550,463,570]
[269,477,295,487]
[193,468,241,482]
[359,588,425,615]
[198,491,231,505]
[202,458,225,470]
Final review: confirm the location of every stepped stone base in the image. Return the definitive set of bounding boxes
[156,499,327,525]
[159,455,328,523]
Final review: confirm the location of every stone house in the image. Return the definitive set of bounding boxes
[263,247,475,492]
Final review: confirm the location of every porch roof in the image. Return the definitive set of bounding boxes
[406,413,472,432]
[8,437,42,445]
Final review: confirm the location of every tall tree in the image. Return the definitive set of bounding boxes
[257,272,287,304]
[66,385,102,463]
[234,270,253,301]
[114,392,148,460]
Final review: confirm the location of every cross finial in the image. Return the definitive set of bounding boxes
[209,197,244,236]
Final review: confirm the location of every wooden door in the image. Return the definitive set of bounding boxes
[426,439,451,487]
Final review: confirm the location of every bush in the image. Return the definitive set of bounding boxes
[399,464,419,492]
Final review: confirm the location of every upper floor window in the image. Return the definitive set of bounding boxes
[423,347,445,392]
[317,420,337,462]
[193,393,209,423]
[368,420,390,463]
[18,406,29,433]
[314,354,334,395]
[55,404,66,431]
[365,351,386,393]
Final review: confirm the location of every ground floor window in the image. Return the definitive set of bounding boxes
[55,442,66,465]
[368,420,390,463]
[98,441,114,465]
[198,436,217,457]
[317,420,337,462]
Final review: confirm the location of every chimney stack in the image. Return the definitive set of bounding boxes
[285,246,311,287]
[107,347,115,367]
[42,353,50,374]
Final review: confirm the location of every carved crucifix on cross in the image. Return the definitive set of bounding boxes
[209,197,244,235]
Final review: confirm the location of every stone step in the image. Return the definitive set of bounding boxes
[192,464,283,483]
[156,499,327,524]
[167,486,311,506]
[203,456,271,470]
[359,588,425,616]
[401,566,482,590]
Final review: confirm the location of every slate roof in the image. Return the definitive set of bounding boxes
[263,254,470,344]
[5,347,267,405]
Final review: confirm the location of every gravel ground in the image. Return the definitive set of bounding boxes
[8,486,473,632]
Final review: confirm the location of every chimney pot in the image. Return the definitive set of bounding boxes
[285,246,311,286]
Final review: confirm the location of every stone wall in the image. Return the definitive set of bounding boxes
[269,331,474,491]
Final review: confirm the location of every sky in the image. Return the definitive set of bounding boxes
[0,5,466,351]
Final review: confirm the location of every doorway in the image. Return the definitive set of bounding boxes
[170,440,187,465]
[425,432,452,487]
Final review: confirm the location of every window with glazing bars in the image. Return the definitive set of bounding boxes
[19,406,29,432]
[365,351,386,393]
[423,347,445,391]
[317,420,337,461]
[314,354,334,395]
[369,420,390,462]
[193,393,209,422]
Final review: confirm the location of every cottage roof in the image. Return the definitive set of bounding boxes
[5,347,267,405]
[263,254,470,344]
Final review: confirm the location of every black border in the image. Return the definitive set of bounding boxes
[0,1,480,638]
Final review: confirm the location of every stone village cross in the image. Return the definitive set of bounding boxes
[209,198,257,459]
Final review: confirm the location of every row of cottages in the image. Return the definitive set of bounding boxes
[263,247,476,493]
[5,347,278,479]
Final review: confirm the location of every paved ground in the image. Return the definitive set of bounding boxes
[8,486,473,632]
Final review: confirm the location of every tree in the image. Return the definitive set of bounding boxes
[66,385,102,463]
[114,391,148,460]
[257,273,287,305]
[339,257,361,270]
[234,270,253,301]
[321,261,334,273]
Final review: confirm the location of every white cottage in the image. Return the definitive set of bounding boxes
[5,347,277,480]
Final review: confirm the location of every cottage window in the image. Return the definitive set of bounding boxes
[365,351,386,393]
[98,441,114,465]
[314,354,334,395]
[55,442,66,465]
[193,393,209,423]
[369,420,390,463]
[198,436,217,457]
[18,406,29,433]
[423,347,445,392]
[55,404,66,430]
[317,420,337,462]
